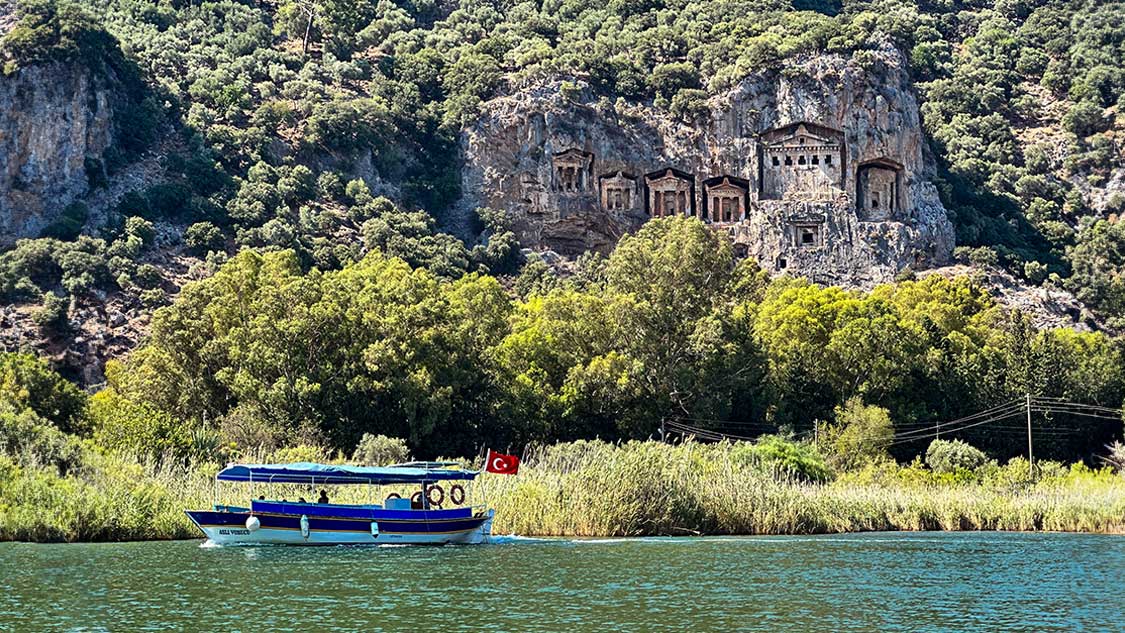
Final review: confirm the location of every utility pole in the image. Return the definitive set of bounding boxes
[1026,393,1035,477]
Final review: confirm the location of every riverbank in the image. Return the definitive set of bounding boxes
[2,440,1123,542]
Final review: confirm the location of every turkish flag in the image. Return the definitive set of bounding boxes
[485,449,520,475]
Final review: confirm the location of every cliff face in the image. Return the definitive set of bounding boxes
[459,44,955,286]
[0,62,115,246]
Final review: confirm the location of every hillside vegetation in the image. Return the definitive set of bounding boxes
[4,217,1125,541]
[0,0,1123,338]
[2,0,1125,541]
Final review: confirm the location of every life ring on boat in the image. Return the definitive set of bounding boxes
[385,492,402,503]
[410,491,424,508]
[449,484,465,505]
[426,485,445,508]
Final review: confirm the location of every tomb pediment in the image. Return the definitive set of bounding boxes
[600,170,636,188]
[704,175,748,195]
[761,122,844,150]
[645,167,694,188]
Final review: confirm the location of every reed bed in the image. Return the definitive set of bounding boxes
[2,440,1123,541]
[477,440,1125,536]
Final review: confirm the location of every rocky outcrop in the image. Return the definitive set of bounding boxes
[459,43,955,286]
[0,62,116,246]
[922,264,1102,332]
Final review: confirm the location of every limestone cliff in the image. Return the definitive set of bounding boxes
[0,62,116,246]
[459,43,955,286]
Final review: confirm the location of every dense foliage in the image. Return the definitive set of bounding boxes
[92,218,1125,462]
[2,0,1123,329]
[3,0,1124,543]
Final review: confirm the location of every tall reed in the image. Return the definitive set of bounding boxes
[475,440,1125,536]
[2,440,1123,541]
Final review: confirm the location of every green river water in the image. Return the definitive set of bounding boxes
[1,532,1122,632]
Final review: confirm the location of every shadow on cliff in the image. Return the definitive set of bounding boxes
[927,144,1065,276]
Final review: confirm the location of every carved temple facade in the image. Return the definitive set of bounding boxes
[537,122,908,271]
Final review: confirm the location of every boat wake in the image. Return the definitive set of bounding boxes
[487,534,553,545]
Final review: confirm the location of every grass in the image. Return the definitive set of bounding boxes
[1,440,1123,542]
[478,440,1125,536]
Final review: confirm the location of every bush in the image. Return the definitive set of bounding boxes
[352,433,410,466]
[1023,261,1048,284]
[32,291,69,332]
[41,202,88,240]
[0,352,87,434]
[670,88,709,120]
[730,435,832,482]
[824,398,893,471]
[269,444,331,464]
[1062,100,1108,137]
[133,263,162,289]
[925,438,988,474]
[1,0,116,71]
[123,216,156,247]
[0,404,83,474]
[89,389,211,463]
[184,222,224,255]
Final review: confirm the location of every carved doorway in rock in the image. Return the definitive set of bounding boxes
[856,159,903,221]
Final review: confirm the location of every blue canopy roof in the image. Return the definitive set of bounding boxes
[216,462,479,485]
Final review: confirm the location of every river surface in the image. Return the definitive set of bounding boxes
[1,532,1122,632]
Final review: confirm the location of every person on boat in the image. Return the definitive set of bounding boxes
[317,490,329,504]
[258,495,265,500]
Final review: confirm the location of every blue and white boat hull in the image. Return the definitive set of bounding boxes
[186,507,495,546]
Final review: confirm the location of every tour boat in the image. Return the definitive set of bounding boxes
[185,462,494,546]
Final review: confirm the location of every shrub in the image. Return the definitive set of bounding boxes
[269,444,331,464]
[730,435,832,482]
[352,433,410,466]
[184,222,224,255]
[89,389,207,463]
[824,398,893,471]
[139,287,166,307]
[41,202,89,241]
[32,291,69,332]
[0,352,87,433]
[133,263,162,289]
[925,438,988,474]
[1062,100,1108,137]
[1102,441,1125,473]
[0,404,83,474]
[670,88,709,120]
[1023,261,1048,284]
[1,0,116,71]
[123,216,156,247]
[967,246,999,267]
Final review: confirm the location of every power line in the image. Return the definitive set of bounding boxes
[881,410,1028,448]
[890,402,1026,440]
[663,397,1123,456]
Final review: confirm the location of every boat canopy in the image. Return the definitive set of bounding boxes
[216,462,479,485]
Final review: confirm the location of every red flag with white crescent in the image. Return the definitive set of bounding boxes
[485,449,520,475]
